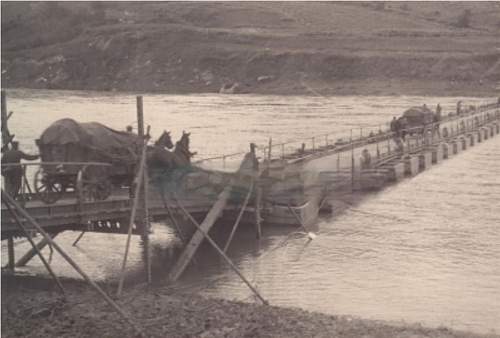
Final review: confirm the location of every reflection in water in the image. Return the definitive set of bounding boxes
[1,89,499,334]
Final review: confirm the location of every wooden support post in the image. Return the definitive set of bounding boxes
[350,129,354,191]
[254,182,263,239]
[268,138,272,160]
[3,199,66,298]
[72,231,86,246]
[136,95,151,284]
[117,142,148,297]
[1,90,13,149]
[1,191,146,337]
[174,199,268,305]
[142,157,151,284]
[7,237,15,270]
[223,180,254,253]
[16,232,59,267]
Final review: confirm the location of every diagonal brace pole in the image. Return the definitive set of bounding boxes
[1,190,146,337]
[174,198,269,306]
[3,198,66,298]
[223,180,254,253]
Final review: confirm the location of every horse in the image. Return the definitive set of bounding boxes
[149,131,197,197]
[155,130,174,149]
[172,131,197,167]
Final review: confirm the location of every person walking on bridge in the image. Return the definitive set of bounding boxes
[1,141,39,198]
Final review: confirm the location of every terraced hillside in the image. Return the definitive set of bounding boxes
[2,2,500,95]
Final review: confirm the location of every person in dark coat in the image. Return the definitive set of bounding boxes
[1,141,39,197]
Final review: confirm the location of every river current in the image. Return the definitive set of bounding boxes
[2,89,499,335]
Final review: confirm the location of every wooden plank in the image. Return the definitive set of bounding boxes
[168,183,234,282]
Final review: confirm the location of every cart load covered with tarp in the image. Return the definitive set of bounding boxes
[398,106,435,130]
[38,118,141,167]
[34,119,143,204]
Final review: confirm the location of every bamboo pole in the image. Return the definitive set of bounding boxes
[72,231,86,246]
[3,198,66,298]
[1,190,145,337]
[136,96,151,284]
[287,204,309,233]
[15,232,59,267]
[254,183,262,239]
[174,198,269,305]
[116,142,148,297]
[223,180,254,253]
[7,237,15,270]
[268,138,272,160]
[142,155,151,284]
[350,129,354,191]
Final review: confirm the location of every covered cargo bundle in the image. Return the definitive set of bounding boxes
[398,107,435,134]
[399,106,435,129]
[33,119,144,204]
[37,118,141,169]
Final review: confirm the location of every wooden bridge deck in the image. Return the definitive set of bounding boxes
[0,187,231,238]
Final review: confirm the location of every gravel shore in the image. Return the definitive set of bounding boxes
[2,276,497,338]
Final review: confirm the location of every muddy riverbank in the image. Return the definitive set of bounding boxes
[2,275,497,338]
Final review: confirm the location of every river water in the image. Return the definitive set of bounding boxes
[2,89,499,335]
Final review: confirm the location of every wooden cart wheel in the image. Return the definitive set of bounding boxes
[94,180,112,201]
[76,167,112,202]
[34,169,65,204]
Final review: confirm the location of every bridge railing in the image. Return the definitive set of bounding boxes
[193,101,499,172]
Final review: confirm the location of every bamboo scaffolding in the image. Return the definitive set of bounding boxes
[1,190,146,337]
[3,197,66,298]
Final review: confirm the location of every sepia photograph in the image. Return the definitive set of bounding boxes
[1,1,499,337]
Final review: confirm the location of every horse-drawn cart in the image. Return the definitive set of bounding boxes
[34,119,142,204]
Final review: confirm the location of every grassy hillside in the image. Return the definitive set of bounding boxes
[2,2,500,96]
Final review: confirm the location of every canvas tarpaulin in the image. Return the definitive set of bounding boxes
[38,118,141,163]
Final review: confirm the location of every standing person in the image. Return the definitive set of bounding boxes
[435,103,442,137]
[360,149,372,169]
[1,141,39,198]
[436,103,442,118]
[456,101,462,116]
[390,117,397,134]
